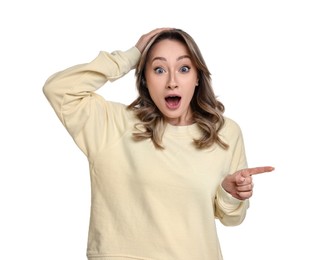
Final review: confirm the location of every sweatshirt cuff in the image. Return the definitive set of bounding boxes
[124,46,141,69]
[217,184,244,209]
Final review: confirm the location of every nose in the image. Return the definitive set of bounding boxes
[167,84,178,90]
[166,72,178,89]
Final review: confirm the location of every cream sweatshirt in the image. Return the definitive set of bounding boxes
[43,47,249,260]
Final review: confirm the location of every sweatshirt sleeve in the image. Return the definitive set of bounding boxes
[214,119,250,226]
[43,47,141,158]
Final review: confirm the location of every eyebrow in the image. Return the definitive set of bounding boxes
[151,55,191,63]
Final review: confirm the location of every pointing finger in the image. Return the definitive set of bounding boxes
[241,166,275,178]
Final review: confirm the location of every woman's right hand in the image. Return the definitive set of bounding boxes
[135,27,172,53]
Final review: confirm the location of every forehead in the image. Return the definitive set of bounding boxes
[148,39,190,60]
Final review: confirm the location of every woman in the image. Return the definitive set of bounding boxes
[43,28,273,260]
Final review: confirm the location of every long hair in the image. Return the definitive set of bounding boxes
[128,29,228,150]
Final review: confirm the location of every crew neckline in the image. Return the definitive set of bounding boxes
[165,122,201,137]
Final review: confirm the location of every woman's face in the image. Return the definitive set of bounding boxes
[145,39,198,126]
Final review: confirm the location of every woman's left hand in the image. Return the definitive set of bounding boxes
[221,166,274,200]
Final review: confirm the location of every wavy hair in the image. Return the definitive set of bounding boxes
[128,29,228,150]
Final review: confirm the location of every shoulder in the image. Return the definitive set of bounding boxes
[221,116,243,135]
[106,100,138,124]
[106,100,127,110]
[218,116,244,145]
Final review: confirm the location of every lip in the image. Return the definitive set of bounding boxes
[165,94,181,110]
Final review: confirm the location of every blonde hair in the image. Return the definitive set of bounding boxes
[128,29,228,150]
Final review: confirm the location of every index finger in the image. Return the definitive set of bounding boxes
[241,166,275,177]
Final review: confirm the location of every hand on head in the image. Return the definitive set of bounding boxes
[221,166,275,200]
[135,28,173,53]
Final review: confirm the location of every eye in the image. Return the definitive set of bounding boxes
[180,66,190,73]
[154,67,165,74]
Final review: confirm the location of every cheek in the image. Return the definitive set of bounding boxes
[147,84,163,105]
[186,85,197,100]
[146,77,166,98]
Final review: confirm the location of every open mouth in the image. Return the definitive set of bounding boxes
[165,95,181,109]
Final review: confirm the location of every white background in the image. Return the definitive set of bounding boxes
[1,0,327,259]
